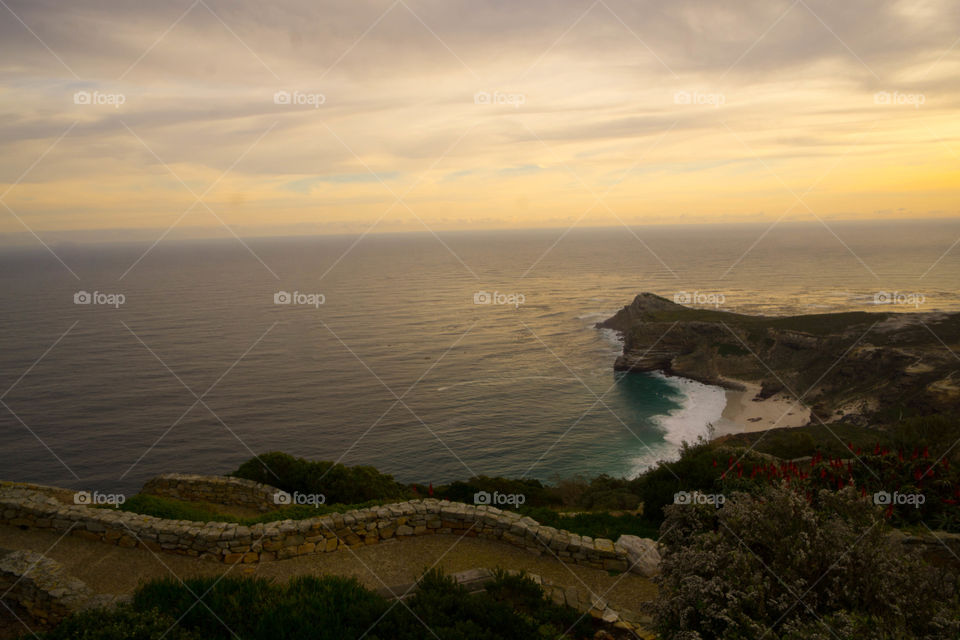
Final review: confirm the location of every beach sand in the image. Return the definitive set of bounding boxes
[711,381,811,437]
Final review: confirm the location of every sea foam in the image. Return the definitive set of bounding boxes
[628,373,727,477]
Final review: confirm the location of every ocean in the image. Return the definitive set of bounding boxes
[1,219,958,494]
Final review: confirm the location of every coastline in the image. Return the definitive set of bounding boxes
[712,380,811,438]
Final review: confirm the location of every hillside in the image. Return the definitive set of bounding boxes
[598,293,960,425]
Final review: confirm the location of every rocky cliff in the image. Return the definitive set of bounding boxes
[598,293,960,425]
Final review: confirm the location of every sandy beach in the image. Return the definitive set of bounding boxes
[711,381,812,437]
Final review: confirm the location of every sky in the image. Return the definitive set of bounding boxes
[1,0,959,242]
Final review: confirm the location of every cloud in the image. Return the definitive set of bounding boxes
[1,0,959,237]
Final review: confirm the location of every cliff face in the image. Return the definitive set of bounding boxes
[598,294,960,425]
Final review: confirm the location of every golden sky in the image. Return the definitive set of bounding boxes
[1,0,958,242]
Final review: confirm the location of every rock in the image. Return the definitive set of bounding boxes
[616,535,661,578]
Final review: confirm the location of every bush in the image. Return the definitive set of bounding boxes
[653,484,960,640]
[33,606,201,640]
[430,475,561,507]
[35,570,593,640]
[231,452,409,504]
[629,439,753,526]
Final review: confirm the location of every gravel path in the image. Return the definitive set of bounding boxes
[0,524,657,614]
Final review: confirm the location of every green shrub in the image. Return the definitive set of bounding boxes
[35,570,593,640]
[32,606,201,639]
[653,484,960,639]
[431,475,561,507]
[520,506,659,540]
[231,452,409,504]
[628,439,744,525]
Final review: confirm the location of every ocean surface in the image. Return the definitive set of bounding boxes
[1,220,959,494]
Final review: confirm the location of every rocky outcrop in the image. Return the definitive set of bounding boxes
[142,473,282,513]
[598,293,960,425]
[615,535,661,578]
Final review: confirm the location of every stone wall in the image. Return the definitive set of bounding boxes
[895,530,960,568]
[141,473,281,513]
[0,482,637,573]
[0,548,119,628]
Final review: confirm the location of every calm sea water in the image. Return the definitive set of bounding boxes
[1,220,959,494]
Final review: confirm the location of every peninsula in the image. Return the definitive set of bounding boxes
[598,293,960,429]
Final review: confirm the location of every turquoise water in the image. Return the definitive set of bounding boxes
[1,221,958,493]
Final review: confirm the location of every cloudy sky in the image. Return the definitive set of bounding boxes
[1,0,958,240]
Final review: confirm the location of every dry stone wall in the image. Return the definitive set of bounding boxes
[141,473,281,513]
[0,481,636,573]
[0,548,120,628]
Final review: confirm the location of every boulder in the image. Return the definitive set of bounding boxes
[616,535,660,578]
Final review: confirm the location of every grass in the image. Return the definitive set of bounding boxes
[717,423,890,459]
[113,494,399,525]
[520,506,660,540]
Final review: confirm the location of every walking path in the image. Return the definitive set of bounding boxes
[0,523,657,628]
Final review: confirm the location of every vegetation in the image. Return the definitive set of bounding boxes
[653,484,960,639]
[720,414,960,461]
[130,427,960,535]
[114,493,394,525]
[32,570,593,640]
[427,475,561,507]
[519,506,659,540]
[231,451,410,504]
